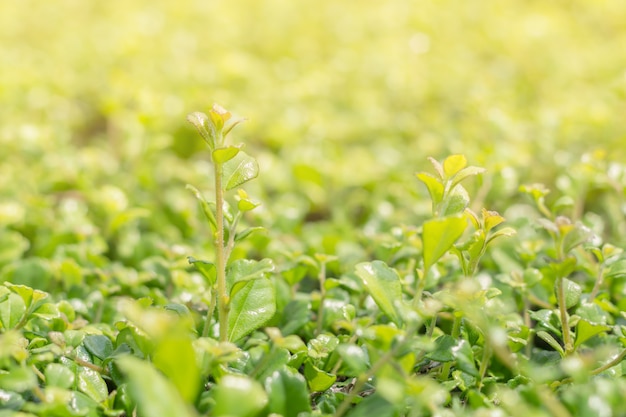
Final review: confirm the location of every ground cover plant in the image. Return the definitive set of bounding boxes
[2,1,626,416]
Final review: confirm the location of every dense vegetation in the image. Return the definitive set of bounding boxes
[1,1,626,416]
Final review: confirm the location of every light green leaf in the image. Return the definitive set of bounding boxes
[31,303,60,321]
[265,367,311,417]
[212,375,267,417]
[574,319,612,348]
[153,334,201,403]
[235,226,266,242]
[186,184,217,230]
[450,165,486,190]
[443,154,467,178]
[0,367,37,392]
[453,340,478,377]
[187,111,215,151]
[44,363,75,389]
[416,172,444,208]
[336,343,370,376]
[303,361,336,392]
[213,145,240,164]
[562,278,582,309]
[422,215,468,272]
[116,355,196,417]
[227,258,275,298]
[188,257,216,286]
[606,259,626,279]
[223,151,259,190]
[439,185,470,216]
[536,331,564,356]
[0,293,26,330]
[228,277,276,342]
[354,261,403,325]
[77,366,108,403]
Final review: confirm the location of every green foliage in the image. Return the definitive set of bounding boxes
[3,1,626,414]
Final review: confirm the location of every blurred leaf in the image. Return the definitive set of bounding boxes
[450,166,486,190]
[116,355,196,417]
[44,363,75,389]
[354,261,403,325]
[425,335,457,362]
[188,257,216,286]
[211,375,267,417]
[265,367,311,417]
[186,184,217,230]
[562,278,582,309]
[606,259,626,279]
[417,172,444,208]
[83,335,113,360]
[303,361,336,392]
[443,155,468,178]
[440,185,470,216]
[187,111,215,151]
[0,293,26,330]
[153,334,201,403]
[0,367,37,392]
[77,366,108,403]
[336,343,370,376]
[422,215,468,272]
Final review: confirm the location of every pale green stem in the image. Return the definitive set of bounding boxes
[202,291,217,338]
[556,276,573,355]
[588,264,604,302]
[316,261,327,336]
[477,344,492,391]
[214,162,229,342]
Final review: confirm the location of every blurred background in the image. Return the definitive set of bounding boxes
[1,0,626,278]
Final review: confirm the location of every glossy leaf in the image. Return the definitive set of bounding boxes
[78,366,108,403]
[222,151,259,190]
[562,278,582,309]
[355,261,403,324]
[422,215,468,272]
[228,277,276,342]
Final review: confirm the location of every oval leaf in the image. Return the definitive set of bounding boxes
[212,375,267,417]
[354,261,402,325]
[265,367,311,417]
[223,151,259,190]
[228,277,276,342]
[422,215,468,272]
[213,146,240,164]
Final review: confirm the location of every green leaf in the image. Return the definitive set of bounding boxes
[453,340,479,377]
[449,165,486,190]
[439,184,470,216]
[425,335,457,362]
[153,334,201,403]
[31,303,60,321]
[77,366,108,403]
[443,154,467,178]
[606,259,626,279]
[188,257,216,286]
[0,367,37,392]
[235,226,266,242]
[187,111,215,151]
[228,277,276,342]
[422,215,468,272]
[536,331,565,356]
[44,363,75,389]
[211,375,267,417]
[116,355,196,417]
[222,151,259,190]
[226,258,275,298]
[416,172,444,208]
[561,278,582,309]
[354,261,403,325]
[186,185,217,230]
[213,145,241,164]
[335,343,370,376]
[574,319,612,348]
[83,335,114,360]
[303,361,337,392]
[348,393,397,417]
[265,367,311,417]
[0,293,26,330]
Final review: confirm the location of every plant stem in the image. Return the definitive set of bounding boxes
[477,344,492,391]
[589,264,604,302]
[555,277,573,355]
[316,261,327,336]
[214,161,229,342]
[202,291,217,338]
[439,313,462,381]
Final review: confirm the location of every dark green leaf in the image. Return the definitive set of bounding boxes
[83,335,114,360]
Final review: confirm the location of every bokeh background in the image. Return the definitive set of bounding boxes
[2,0,626,274]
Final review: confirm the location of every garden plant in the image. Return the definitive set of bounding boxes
[2,1,626,416]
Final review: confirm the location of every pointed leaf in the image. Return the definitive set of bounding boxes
[574,319,612,348]
[186,111,215,151]
[228,278,276,342]
[303,361,336,392]
[450,165,486,189]
[226,258,274,298]
[536,331,565,356]
[416,172,444,207]
[422,215,468,271]
[116,355,195,417]
[186,185,217,230]
[235,226,266,242]
[188,257,216,286]
[427,156,445,179]
[223,151,259,190]
[354,261,403,325]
